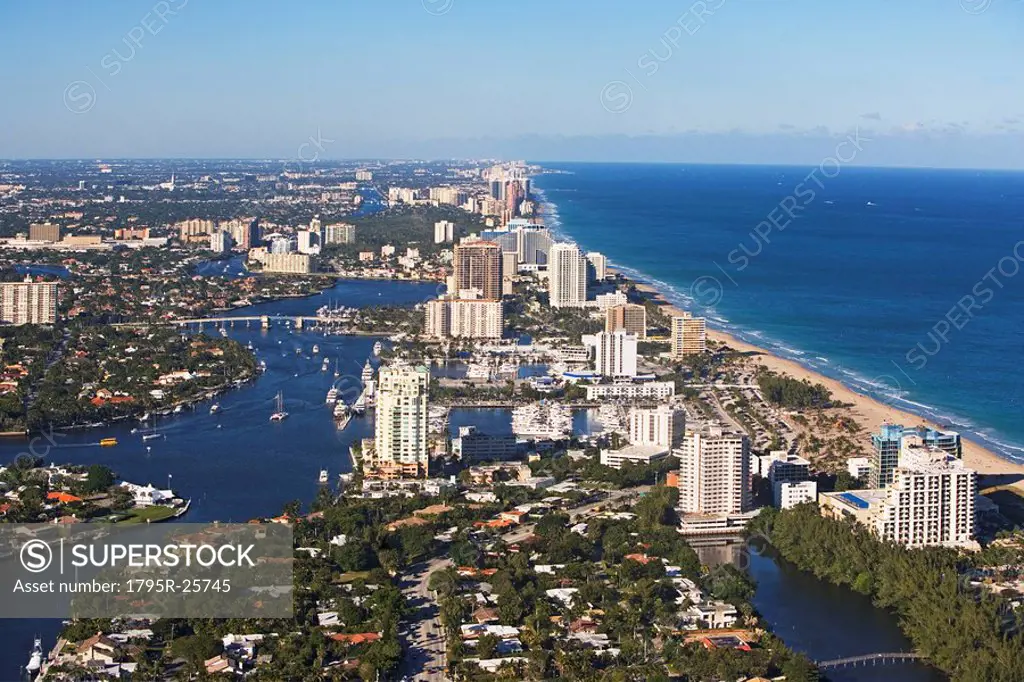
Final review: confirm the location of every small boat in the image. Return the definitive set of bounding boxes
[333,401,349,418]
[99,438,117,447]
[25,637,42,675]
[173,405,183,414]
[373,341,383,356]
[295,347,302,355]
[321,358,329,372]
[312,344,320,354]
[326,388,339,404]
[246,341,254,350]
[139,412,150,422]
[318,469,328,484]
[142,433,163,442]
[210,403,220,414]
[270,391,288,422]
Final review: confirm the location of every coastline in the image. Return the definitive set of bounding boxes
[531,181,1024,489]
[629,278,1024,490]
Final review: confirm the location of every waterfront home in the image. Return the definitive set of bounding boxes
[119,482,174,506]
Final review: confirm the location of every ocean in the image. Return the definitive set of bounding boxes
[533,163,1024,464]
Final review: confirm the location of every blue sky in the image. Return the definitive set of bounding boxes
[0,0,1022,166]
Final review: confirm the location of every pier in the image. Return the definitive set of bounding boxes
[817,652,925,670]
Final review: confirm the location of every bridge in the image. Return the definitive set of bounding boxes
[112,314,355,330]
[817,652,925,670]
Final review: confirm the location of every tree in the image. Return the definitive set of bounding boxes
[476,633,499,660]
[83,464,114,493]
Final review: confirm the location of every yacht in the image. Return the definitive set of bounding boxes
[372,340,383,356]
[334,401,352,429]
[512,402,573,440]
[269,392,288,422]
[326,387,339,403]
[25,637,42,677]
[318,469,329,484]
[312,344,320,354]
[350,393,366,415]
[321,358,329,372]
[141,433,163,442]
[210,403,221,415]
[173,405,183,414]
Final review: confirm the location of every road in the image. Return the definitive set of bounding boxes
[398,556,452,682]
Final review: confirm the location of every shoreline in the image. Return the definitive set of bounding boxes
[628,278,1024,490]
[532,184,1024,489]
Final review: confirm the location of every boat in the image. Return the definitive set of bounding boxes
[321,358,329,372]
[326,387,339,403]
[373,340,383,356]
[334,402,352,430]
[173,405,183,414]
[210,403,220,414]
[269,392,288,422]
[318,469,328,484]
[361,359,374,383]
[246,341,254,350]
[25,637,42,676]
[142,433,163,442]
[312,344,320,354]
[351,393,366,415]
[99,438,117,447]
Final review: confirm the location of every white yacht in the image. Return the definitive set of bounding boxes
[512,402,573,440]
[326,387,339,403]
[318,469,328,484]
[25,637,42,676]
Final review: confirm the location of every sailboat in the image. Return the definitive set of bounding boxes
[269,392,288,422]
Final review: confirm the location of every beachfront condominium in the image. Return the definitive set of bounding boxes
[821,438,976,549]
[424,298,504,339]
[870,424,961,488]
[629,405,685,449]
[548,242,588,308]
[258,252,314,274]
[586,330,638,378]
[671,313,707,358]
[453,241,503,300]
[0,277,58,325]
[586,252,607,282]
[374,365,430,477]
[677,423,751,516]
[606,303,647,339]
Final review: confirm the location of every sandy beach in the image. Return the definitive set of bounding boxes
[629,279,1024,490]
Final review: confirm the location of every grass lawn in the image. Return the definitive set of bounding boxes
[336,571,371,583]
[119,505,179,524]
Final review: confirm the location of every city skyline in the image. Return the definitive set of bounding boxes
[1,0,1022,167]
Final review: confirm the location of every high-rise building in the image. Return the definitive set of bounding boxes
[355,170,373,181]
[501,251,517,296]
[29,223,61,243]
[224,217,260,250]
[822,440,976,549]
[434,220,455,244]
[324,223,355,245]
[297,230,320,255]
[606,303,647,339]
[677,423,751,516]
[586,252,607,282]
[629,405,685,449]
[374,365,430,477]
[424,299,503,339]
[517,225,552,266]
[0,277,58,325]
[210,230,233,253]
[177,218,216,244]
[586,330,638,377]
[671,313,707,358]
[453,241,502,300]
[548,242,587,308]
[260,252,314,274]
[870,423,903,488]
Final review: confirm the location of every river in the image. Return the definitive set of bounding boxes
[0,277,944,681]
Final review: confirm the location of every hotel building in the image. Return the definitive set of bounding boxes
[585,330,638,378]
[821,438,976,549]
